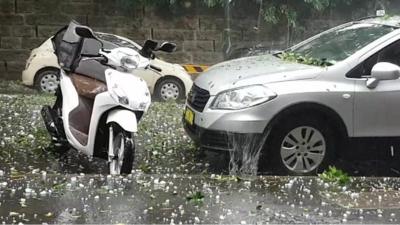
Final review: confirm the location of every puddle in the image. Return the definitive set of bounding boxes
[1,173,400,223]
[330,190,400,209]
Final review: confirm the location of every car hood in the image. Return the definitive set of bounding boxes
[195,54,324,95]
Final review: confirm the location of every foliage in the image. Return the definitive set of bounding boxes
[211,174,242,182]
[120,0,359,27]
[278,52,332,67]
[138,163,152,173]
[52,181,67,193]
[261,0,356,29]
[319,166,351,186]
[202,0,226,8]
[15,127,51,152]
[186,191,205,204]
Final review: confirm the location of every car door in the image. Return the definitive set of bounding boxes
[351,39,400,137]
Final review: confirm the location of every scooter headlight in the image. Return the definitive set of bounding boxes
[121,55,139,72]
[210,85,277,110]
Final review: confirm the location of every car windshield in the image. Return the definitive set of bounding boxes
[289,23,397,65]
[95,33,141,51]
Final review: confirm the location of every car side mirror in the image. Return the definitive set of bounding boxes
[157,42,176,53]
[366,62,400,89]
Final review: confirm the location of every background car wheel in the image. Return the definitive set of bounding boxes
[155,77,185,101]
[263,116,335,175]
[108,126,135,175]
[34,68,60,93]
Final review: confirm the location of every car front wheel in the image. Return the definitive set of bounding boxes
[155,77,185,101]
[265,116,335,175]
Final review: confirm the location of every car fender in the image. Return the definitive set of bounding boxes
[106,109,138,133]
[167,70,193,96]
[150,59,193,96]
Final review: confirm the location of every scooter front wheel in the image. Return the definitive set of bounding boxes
[108,127,135,175]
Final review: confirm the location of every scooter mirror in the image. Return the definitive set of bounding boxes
[76,27,96,39]
[75,26,104,51]
[143,40,158,50]
[140,40,158,58]
[158,42,176,53]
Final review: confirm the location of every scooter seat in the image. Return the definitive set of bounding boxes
[70,73,107,99]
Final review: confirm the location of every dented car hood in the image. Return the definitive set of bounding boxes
[195,54,324,95]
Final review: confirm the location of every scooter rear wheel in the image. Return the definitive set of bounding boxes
[109,129,135,175]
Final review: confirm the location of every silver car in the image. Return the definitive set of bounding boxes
[183,16,400,175]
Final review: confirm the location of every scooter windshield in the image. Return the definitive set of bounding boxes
[51,21,84,72]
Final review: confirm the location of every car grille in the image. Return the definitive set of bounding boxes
[187,85,210,112]
[200,130,232,151]
[183,119,232,151]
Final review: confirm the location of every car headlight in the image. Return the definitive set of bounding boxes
[210,85,277,110]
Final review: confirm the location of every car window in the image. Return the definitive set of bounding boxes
[292,23,396,65]
[347,39,400,78]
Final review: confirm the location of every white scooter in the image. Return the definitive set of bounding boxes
[41,21,176,174]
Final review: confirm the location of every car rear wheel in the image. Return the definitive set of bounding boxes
[264,116,335,175]
[34,68,60,93]
[155,77,185,101]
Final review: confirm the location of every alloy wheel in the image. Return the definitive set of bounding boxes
[280,126,326,173]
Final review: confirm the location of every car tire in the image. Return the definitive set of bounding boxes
[34,68,60,93]
[263,115,335,175]
[154,77,185,101]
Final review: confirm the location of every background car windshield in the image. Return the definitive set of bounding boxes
[292,23,396,64]
[96,33,140,51]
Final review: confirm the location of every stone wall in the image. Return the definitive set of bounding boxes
[0,0,395,80]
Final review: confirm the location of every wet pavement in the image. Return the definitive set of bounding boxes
[2,173,400,223]
[2,81,400,223]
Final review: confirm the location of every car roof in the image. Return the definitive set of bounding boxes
[358,15,400,28]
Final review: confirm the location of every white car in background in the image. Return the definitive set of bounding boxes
[22,33,193,101]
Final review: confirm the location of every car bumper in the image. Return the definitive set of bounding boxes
[183,118,232,151]
[183,102,271,151]
[21,68,34,86]
[183,118,265,151]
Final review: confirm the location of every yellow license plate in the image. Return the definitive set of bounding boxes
[184,107,194,125]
